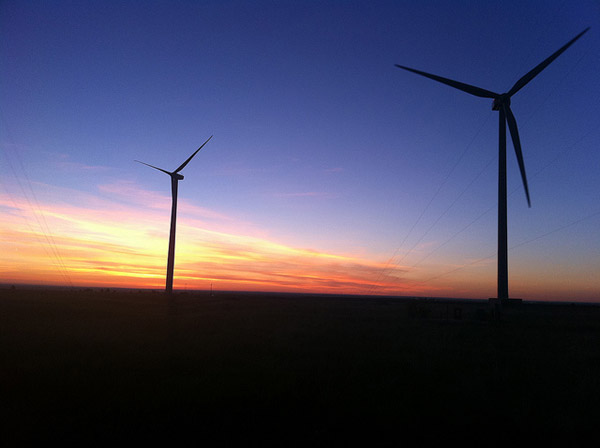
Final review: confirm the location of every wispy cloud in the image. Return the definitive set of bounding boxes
[99,180,233,219]
[271,191,338,199]
[55,161,111,172]
[43,151,113,172]
[213,166,273,176]
[0,183,426,295]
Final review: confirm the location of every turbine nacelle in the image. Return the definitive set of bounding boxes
[135,135,213,181]
[492,94,511,111]
[395,27,589,210]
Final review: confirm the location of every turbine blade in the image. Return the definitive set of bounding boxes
[504,105,531,207]
[507,27,590,97]
[174,135,213,174]
[135,160,172,176]
[395,64,498,99]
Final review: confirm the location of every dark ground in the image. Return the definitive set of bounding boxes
[1,287,599,445]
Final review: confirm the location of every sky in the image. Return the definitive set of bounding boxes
[1,0,599,301]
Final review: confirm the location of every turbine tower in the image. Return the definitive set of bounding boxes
[136,136,213,294]
[395,28,589,302]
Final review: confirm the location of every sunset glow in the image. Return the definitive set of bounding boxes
[1,1,598,302]
[0,184,441,295]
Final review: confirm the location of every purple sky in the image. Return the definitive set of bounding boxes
[1,1,599,300]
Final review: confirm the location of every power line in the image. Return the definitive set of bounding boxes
[390,43,594,294]
[411,124,596,271]
[510,210,600,251]
[368,110,493,293]
[415,208,600,287]
[397,153,495,267]
[0,109,73,286]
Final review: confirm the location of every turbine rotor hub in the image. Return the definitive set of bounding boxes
[174,173,184,180]
[492,94,511,111]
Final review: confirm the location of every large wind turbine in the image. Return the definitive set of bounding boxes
[136,136,213,294]
[395,28,589,302]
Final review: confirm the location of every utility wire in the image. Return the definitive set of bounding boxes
[368,110,492,294]
[395,43,594,292]
[411,120,596,270]
[0,109,73,286]
[416,208,600,286]
[396,153,495,267]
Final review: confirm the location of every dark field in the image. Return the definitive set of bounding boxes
[2,288,599,445]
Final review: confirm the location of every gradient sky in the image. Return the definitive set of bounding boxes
[1,0,599,301]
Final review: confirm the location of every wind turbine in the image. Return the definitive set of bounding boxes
[395,28,589,302]
[136,136,213,294]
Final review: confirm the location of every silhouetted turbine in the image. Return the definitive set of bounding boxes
[136,136,213,294]
[396,28,589,301]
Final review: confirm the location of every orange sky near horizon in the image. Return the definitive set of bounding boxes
[0,182,453,296]
[2,180,598,302]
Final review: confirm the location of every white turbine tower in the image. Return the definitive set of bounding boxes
[136,136,213,294]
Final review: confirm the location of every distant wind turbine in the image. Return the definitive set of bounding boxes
[395,28,589,302]
[136,136,213,294]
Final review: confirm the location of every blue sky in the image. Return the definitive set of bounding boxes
[1,0,599,300]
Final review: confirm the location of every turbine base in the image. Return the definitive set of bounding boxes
[488,298,523,307]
